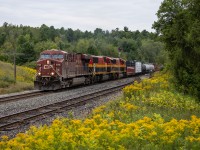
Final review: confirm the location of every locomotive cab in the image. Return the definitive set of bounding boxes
[34,50,67,90]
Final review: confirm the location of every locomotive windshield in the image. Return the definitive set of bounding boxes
[40,54,51,59]
[52,54,64,59]
[40,54,64,59]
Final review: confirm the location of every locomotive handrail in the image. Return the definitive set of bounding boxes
[50,65,62,76]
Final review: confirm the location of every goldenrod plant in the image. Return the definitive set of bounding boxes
[1,71,200,149]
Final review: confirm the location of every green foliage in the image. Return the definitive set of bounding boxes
[118,38,137,53]
[16,34,35,65]
[34,40,58,57]
[87,45,99,55]
[74,39,89,53]
[153,0,200,100]
[0,23,166,67]
[137,39,167,64]
[23,61,37,69]
[0,32,6,46]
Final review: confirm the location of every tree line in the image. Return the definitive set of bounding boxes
[153,0,200,100]
[0,23,166,68]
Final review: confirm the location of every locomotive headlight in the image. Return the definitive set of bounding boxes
[38,72,41,76]
[50,72,55,76]
[47,60,50,64]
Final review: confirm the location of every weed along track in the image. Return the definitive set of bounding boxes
[0,81,134,132]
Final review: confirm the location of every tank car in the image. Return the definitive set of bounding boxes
[142,64,155,73]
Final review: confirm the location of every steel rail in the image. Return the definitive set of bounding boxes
[0,91,45,104]
[0,80,135,131]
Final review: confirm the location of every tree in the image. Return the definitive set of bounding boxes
[87,45,98,55]
[137,40,165,63]
[124,26,129,32]
[0,31,6,46]
[16,34,35,64]
[153,0,200,100]
[66,28,75,42]
[34,40,58,57]
[75,39,89,53]
[1,24,23,82]
[118,38,137,53]
[39,24,50,41]
[94,28,105,38]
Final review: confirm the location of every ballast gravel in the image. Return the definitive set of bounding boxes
[0,74,150,138]
[0,90,123,138]
[0,77,135,118]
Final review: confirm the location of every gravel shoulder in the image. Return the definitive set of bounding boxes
[0,74,150,138]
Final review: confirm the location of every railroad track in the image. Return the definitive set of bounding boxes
[0,80,134,131]
[0,86,83,105]
[0,75,142,105]
[0,91,45,104]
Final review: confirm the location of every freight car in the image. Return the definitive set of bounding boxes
[34,49,154,90]
[142,64,155,73]
[126,60,142,76]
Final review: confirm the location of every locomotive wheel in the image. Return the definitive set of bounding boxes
[69,81,73,87]
[84,77,91,85]
[90,76,95,84]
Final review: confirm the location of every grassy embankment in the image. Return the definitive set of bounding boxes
[0,61,36,94]
[0,71,200,149]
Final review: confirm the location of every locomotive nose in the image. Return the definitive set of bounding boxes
[43,65,51,76]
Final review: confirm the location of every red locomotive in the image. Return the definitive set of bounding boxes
[34,49,127,90]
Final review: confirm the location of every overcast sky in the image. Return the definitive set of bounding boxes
[0,0,163,32]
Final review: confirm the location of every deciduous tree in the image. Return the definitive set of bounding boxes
[153,0,200,100]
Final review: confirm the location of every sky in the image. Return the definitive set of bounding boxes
[0,0,163,32]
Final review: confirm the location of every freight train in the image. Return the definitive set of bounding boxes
[34,49,155,90]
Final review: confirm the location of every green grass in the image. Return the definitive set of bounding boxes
[0,61,36,94]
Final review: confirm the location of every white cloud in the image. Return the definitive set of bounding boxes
[0,0,163,31]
